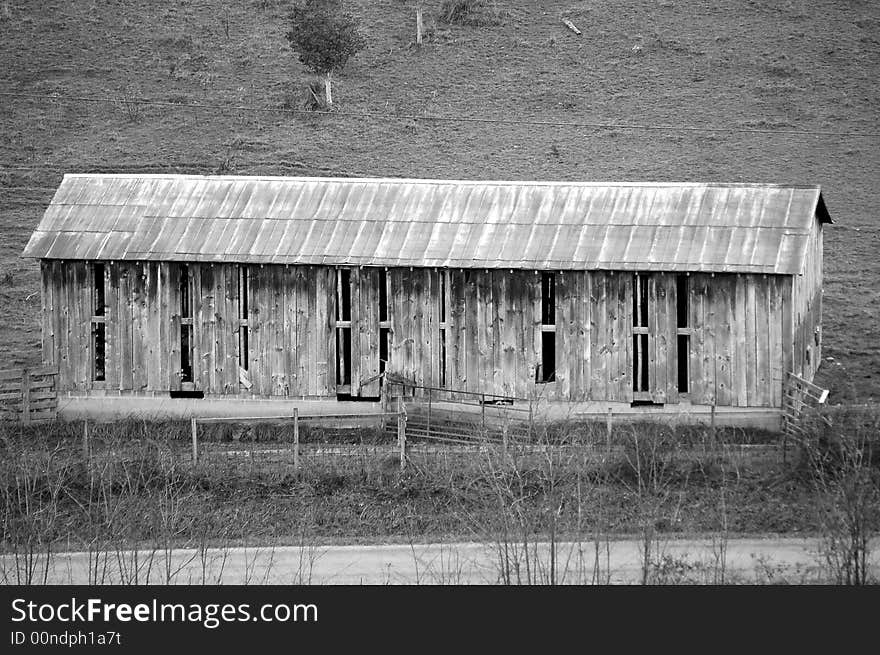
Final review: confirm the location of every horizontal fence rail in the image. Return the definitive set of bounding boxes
[0,366,58,423]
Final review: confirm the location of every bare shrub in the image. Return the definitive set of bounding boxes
[800,408,880,585]
[114,86,143,123]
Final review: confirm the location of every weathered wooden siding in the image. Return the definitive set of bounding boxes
[791,219,823,381]
[687,273,787,408]
[42,262,796,408]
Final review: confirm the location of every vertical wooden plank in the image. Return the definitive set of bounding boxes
[357,267,381,397]
[117,263,133,391]
[688,274,705,404]
[713,275,732,407]
[499,271,516,398]
[247,266,262,395]
[281,266,294,396]
[555,272,570,400]
[273,266,286,395]
[605,273,619,402]
[769,275,784,408]
[447,270,464,392]
[590,272,606,401]
[577,271,596,400]
[40,261,53,367]
[744,277,757,406]
[166,263,181,392]
[509,272,528,398]
[731,274,747,406]
[424,269,438,391]
[572,272,586,401]
[620,272,632,403]
[529,272,542,395]
[649,274,666,403]
[464,271,480,394]
[101,262,117,390]
[755,275,772,407]
[58,262,72,390]
[194,264,213,393]
[76,262,91,390]
[586,272,598,400]
[221,264,237,394]
[664,273,679,404]
[143,263,161,392]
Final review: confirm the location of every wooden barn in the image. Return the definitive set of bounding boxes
[22,174,830,423]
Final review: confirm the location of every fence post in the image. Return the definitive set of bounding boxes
[606,407,613,453]
[502,420,509,458]
[293,408,300,470]
[481,394,486,437]
[21,367,30,425]
[416,6,423,45]
[191,417,198,465]
[397,396,407,471]
[427,389,432,439]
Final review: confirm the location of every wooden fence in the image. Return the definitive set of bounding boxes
[781,371,828,439]
[0,366,59,423]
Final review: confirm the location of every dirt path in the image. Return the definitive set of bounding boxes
[7,538,878,585]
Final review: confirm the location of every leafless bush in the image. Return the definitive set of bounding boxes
[114,86,143,123]
[800,408,880,585]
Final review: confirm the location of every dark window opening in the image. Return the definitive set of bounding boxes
[677,334,690,393]
[379,269,388,323]
[633,273,648,328]
[439,329,447,388]
[180,264,194,384]
[336,327,352,386]
[633,334,649,393]
[676,275,688,328]
[541,272,555,325]
[180,265,191,319]
[379,327,390,376]
[541,331,556,383]
[91,263,106,381]
[181,323,193,383]
[539,272,556,383]
[93,263,105,316]
[238,266,249,372]
[338,268,351,321]
[93,323,105,382]
[439,271,446,324]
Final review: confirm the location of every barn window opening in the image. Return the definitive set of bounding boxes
[378,268,391,381]
[632,273,649,393]
[539,272,556,383]
[91,263,106,382]
[676,275,690,393]
[335,269,352,388]
[238,265,249,372]
[179,264,194,384]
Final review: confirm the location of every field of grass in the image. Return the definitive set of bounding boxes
[1,0,878,399]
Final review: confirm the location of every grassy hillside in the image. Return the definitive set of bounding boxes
[1,0,878,400]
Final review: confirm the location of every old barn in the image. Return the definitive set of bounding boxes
[22,175,830,424]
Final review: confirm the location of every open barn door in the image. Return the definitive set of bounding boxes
[335,267,381,399]
[632,273,677,404]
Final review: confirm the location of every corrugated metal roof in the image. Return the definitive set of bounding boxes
[22,175,831,274]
